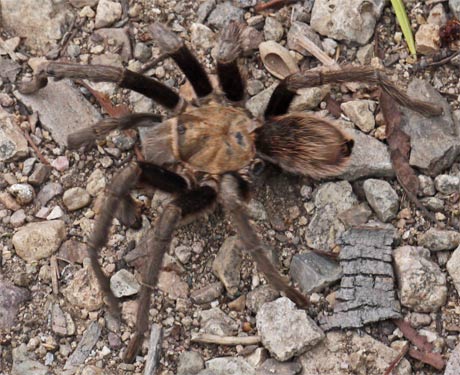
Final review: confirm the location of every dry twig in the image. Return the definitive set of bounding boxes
[255,0,299,12]
[383,342,409,375]
[191,333,261,346]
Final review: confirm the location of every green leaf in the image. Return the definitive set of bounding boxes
[391,0,417,55]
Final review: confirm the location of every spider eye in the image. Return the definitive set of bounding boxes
[251,160,265,176]
[177,123,186,134]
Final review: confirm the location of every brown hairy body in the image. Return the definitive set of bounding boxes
[19,20,441,365]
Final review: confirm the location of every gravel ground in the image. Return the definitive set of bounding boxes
[2,0,460,374]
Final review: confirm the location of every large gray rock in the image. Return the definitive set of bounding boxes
[310,0,385,45]
[177,351,205,375]
[12,220,66,261]
[256,297,324,361]
[393,246,447,312]
[305,181,358,250]
[300,331,412,375]
[290,251,342,294]
[15,80,102,147]
[12,344,48,375]
[337,129,394,180]
[207,2,244,29]
[401,79,460,176]
[1,0,74,52]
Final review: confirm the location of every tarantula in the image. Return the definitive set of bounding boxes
[19,21,441,363]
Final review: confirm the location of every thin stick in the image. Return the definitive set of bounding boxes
[191,333,261,346]
[383,342,409,375]
[21,128,50,165]
[255,0,299,12]
[50,256,59,295]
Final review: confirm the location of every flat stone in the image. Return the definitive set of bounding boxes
[0,0,74,52]
[110,269,140,298]
[36,182,63,206]
[363,179,399,222]
[206,358,255,375]
[144,324,163,375]
[418,228,460,251]
[158,271,189,299]
[289,86,330,112]
[337,128,394,180]
[245,84,277,118]
[310,0,385,45]
[63,187,91,211]
[445,341,460,375]
[401,79,460,176]
[13,220,66,261]
[393,246,447,312]
[305,181,358,250]
[93,28,131,61]
[290,251,342,294]
[212,236,242,296]
[12,344,48,375]
[51,303,75,336]
[0,58,21,82]
[434,174,460,194]
[15,80,101,147]
[0,111,28,162]
[256,297,324,361]
[0,278,30,329]
[64,321,101,372]
[300,331,411,375]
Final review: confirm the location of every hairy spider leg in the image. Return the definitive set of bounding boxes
[67,113,162,149]
[220,174,309,309]
[150,23,213,98]
[264,65,443,118]
[124,185,217,363]
[18,62,183,110]
[216,21,245,102]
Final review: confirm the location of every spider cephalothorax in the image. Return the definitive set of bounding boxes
[19,21,441,363]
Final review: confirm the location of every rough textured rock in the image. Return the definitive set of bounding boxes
[63,260,104,311]
[305,181,358,250]
[290,251,342,294]
[418,228,460,251]
[300,331,412,375]
[0,111,29,162]
[320,225,401,330]
[0,0,74,52]
[95,0,122,29]
[256,297,324,361]
[0,278,30,329]
[256,359,302,375]
[207,2,245,29]
[7,183,35,205]
[341,100,376,133]
[206,357,255,375]
[191,282,224,304]
[363,179,399,222]
[445,341,460,375]
[401,79,460,175]
[12,220,66,261]
[15,80,102,147]
[12,344,48,375]
[51,303,76,337]
[246,285,279,313]
[158,271,189,299]
[337,128,394,180]
[415,24,441,55]
[310,0,385,45]
[450,0,460,19]
[212,236,242,296]
[110,269,140,298]
[64,321,101,372]
[393,246,447,312]
[144,324,163,375]
[447,245,460,296]
[200,307,239,336]
[245,84,277,117]
[434,174,460,194]
[177,351,205,375]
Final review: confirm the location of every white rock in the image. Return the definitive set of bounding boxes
[256,297,324,361]
[110,269,140,298]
